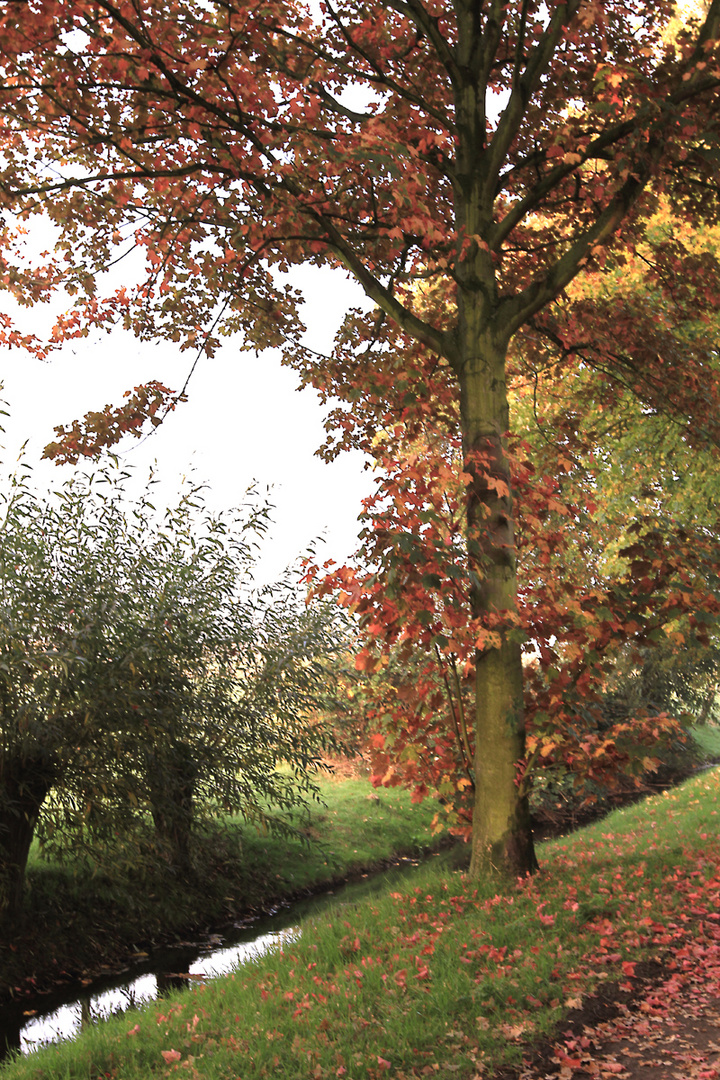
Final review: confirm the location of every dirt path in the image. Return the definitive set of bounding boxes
[571,1004,720,1079]
[505,915,720,1080]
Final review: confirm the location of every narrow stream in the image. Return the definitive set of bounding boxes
[1,854,439,1060]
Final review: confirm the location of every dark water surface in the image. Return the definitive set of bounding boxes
[1,853,438,1059]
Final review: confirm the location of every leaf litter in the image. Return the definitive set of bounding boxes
[506,876,720,1079]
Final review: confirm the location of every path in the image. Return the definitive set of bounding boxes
[507,915,720,1080]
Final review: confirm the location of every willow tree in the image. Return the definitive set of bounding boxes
[0,463,345,923]
[1,0,719,875]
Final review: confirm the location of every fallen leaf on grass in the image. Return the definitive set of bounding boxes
[501,1023,526,1040]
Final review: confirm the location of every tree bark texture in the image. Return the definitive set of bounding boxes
[457,329,537,878]
[0,751,57,923]
[450,8,538,875]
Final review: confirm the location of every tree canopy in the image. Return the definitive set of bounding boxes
[1,0,720,874]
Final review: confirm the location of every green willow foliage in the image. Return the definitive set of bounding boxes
[0,461,347,920]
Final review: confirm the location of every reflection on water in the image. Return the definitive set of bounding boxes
[8,927,299,1057]
[20,973,159,1053]
[3,852,433,1059]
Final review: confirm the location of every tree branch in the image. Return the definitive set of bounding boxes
[482,0,583,202]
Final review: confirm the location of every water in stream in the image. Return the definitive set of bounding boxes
[1,854,434,1059]
[7,922,298,1058]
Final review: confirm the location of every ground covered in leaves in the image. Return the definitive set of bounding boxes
[502,781,720,1080]
[3,768,720,1080]
[509,917,720,1079]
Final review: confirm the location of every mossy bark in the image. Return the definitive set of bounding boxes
[457,332,537,878]
[451,10,538,876]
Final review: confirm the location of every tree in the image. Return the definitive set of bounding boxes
[1,0,720,874]
[303,203,720,831]
[308,364,720,838]
[0,459,345,923]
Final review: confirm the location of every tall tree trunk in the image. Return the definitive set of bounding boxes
[458,331,537,878]
[0,751,57,923]
[450,6,538,875]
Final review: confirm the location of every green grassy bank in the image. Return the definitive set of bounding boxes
[3,760,720,1079]
[1,776,443,1002]
[686,721,720,759]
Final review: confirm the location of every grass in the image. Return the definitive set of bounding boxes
[1,774,443,1002]
[4,765,720,1080]
[689,721,720,760]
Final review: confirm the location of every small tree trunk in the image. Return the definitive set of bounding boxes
[0,751,57,923]
[698,683,719,725]
[471,632,536,876]
[147,742,197,876]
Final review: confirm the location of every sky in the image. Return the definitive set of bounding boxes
[0,263,375,587]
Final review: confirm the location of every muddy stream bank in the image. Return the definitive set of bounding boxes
[0,849,458,1060]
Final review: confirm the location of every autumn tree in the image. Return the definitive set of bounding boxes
[308,349,720,838]
[1,0,720,875]
[304,200,720,830]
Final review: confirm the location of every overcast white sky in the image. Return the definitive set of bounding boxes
[0,264,375,586]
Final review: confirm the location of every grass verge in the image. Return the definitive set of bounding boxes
[689,721,720,760]
[1,775,443,1003]
[3,766,719,1079]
